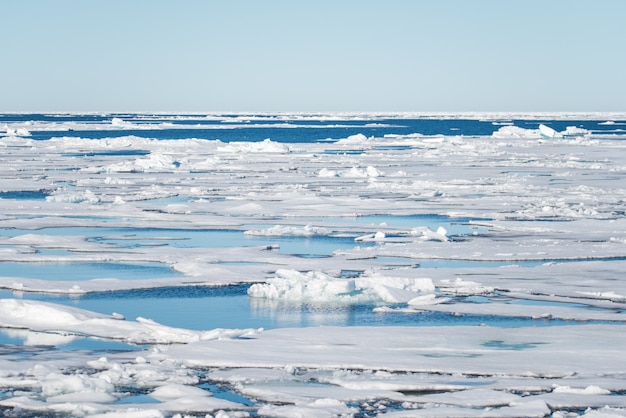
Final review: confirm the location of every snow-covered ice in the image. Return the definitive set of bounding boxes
[1,113,626,416]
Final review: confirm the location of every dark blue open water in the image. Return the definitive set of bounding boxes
[2,113,623,142]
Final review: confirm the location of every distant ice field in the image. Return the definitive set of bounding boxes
[2,112,626,417]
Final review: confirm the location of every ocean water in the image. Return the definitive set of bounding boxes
[1,112,623,142]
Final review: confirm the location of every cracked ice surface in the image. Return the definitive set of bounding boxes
[1,115,626,416]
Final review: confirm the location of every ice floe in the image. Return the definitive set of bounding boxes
[492,124,590,140]
[247,269,435,304]
[0,299,260,344]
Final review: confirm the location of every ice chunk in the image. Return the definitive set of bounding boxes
[319,165,385,178]
[408,294,451,305]
[46,189,101,204]
[335,133,369,144]
[411,226,449,242]
[150,383,212,401]
[539,124,561,138]
[562,125,590,137]
[2,124,32,136]
[492,125,541,139]
[339,166,383,178]
[248,269,434,304]
[366,165,383,177]
[354,231,386,241]
[111,117,127,127]
[41,373,115,398]
[247,269,357,303]
[318,167,338,177]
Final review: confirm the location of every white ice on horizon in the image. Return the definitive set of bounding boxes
[1,116,626,416]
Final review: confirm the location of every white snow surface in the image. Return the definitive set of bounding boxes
[1,114,626,416]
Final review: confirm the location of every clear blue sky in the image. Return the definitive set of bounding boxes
[2,0,624,112]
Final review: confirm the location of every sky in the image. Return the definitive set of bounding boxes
[1,0,625,112]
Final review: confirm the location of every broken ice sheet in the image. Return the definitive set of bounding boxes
[2,113,626,416]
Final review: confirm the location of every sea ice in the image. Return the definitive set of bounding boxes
[247,269,435,304]
[1,113,626,416]
[0,299,260,344]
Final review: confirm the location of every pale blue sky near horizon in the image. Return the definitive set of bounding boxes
[1,0,624,112]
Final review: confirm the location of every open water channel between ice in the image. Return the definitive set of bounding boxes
[0,214,535,337]
[0,211,620,412]
[0,284,581,349]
